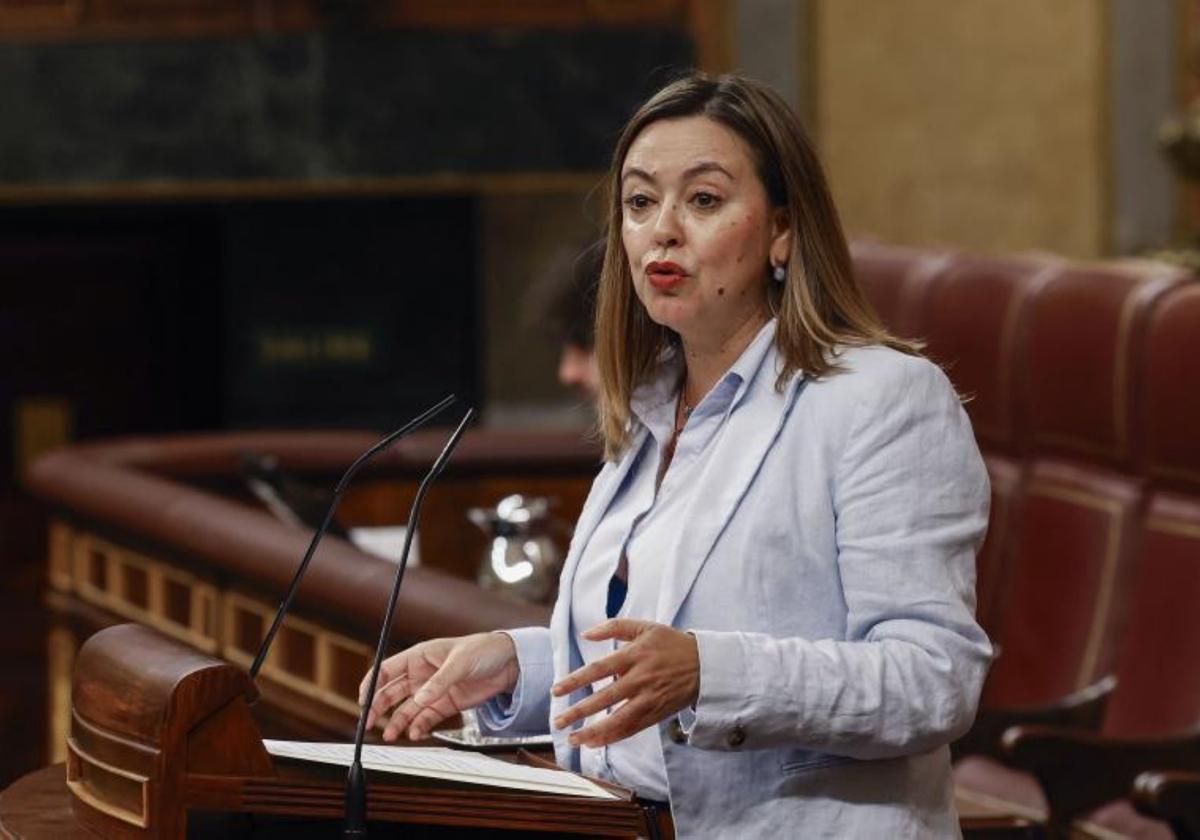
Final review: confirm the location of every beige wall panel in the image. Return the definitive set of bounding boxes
[816,0,1107,257]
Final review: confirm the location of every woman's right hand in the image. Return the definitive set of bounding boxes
[358,632,520,742]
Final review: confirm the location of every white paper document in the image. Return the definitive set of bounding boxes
[263,740,617,800]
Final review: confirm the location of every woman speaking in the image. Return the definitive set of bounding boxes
[361,72,991,837]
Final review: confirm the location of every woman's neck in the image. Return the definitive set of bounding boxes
[678,310,770,406]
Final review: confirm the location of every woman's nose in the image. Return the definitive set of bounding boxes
[653,202,683,247]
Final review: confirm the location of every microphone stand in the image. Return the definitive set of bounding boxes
[344,407,475,839]
[248,394,456,680]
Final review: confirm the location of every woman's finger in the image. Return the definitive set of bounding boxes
[569,697,653,748]
[367,674,416,729]
[382,697,421,742]
[411,648,480,707]
[384,689,458,741]
[552,647,631,697]
[382,672,465,741]
[382,690,444,741]
[580,618,652,643]
[406,700,457,741]
[360,659,402,705]
[552,678,633,730]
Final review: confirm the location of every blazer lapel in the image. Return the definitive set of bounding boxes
[549,428,648,767]
[550,426,648,675]
[655,370,807,626]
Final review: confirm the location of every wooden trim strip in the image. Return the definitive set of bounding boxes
[0,173,603,206]
[65,738,150,828]
[222,591,369,714]
[1146,516,1200,540]
[954,785,1047,822]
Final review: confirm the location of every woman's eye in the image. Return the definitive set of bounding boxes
[692,191,721,208]
[624,194,652,211]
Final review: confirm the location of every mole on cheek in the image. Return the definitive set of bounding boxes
[718,287,725,296]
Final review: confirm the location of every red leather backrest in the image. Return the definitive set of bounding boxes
[849,243,1194,717]
[975,455,1021,637]
[1020,263,1184,469]
[982,460,1143,708]
[921,255,1056,453]
[1103,493,1200,737]
[850,240,952,338]
[1102,283,1200,736]
[1140,283,1200,490]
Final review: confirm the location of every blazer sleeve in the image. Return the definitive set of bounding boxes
[475,626,554,736]
[685,354,994,759]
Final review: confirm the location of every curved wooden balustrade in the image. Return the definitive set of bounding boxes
[25,428,602,738]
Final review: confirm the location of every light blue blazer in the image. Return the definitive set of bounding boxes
[493,343,992,838]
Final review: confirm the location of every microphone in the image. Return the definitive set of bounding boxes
[344,406,475,839]
[249,394,457,680]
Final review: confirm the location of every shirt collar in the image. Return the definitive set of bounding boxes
[629,318,778,444]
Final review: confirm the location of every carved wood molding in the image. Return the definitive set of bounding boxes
[0,0,692,42]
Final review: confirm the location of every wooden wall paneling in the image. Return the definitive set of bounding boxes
[380,0,685,29]
[0,0,82,33]
[0,0,689,40]
[77,0,317,37]
[685,0,735,72]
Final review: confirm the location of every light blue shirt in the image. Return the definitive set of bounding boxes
[565,320,778,799]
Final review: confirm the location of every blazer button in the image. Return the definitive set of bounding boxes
[667,717,687,745]
[725,725,746,748]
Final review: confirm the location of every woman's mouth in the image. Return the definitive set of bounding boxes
[646,261,687,291]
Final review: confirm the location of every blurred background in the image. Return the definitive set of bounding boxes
[2,0,1199,827]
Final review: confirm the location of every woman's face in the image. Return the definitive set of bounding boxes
[620,115,789,347]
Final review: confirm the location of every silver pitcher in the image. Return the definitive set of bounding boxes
[468,494,566,605]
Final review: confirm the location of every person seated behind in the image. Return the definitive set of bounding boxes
[361,72,992,838]
[529,238,603,400]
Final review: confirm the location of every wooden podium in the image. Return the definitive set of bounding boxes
[63,623,656,838]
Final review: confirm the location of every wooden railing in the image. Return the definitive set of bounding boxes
[26,428,600,740]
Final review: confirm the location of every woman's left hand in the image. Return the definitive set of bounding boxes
[551,618,700,748]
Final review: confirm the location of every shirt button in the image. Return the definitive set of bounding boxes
[725,724,746,748]
[667,717,687,745]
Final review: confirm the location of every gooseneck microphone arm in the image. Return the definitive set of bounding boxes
[344,407,475,839]
[248,394,457,681]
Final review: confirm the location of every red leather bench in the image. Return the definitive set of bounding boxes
[852,241,1199,839]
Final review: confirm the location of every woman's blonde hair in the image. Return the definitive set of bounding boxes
[594,72,920,460]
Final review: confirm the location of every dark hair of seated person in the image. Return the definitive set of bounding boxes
[534,238,605,351]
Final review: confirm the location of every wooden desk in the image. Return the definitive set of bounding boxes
[1,765,90,839]
[3,764,1040,840]
[0,764,621,839]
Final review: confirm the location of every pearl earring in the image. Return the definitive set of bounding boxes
[772,264,786,283]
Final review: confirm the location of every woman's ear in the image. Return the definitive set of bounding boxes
[769,208,791,266]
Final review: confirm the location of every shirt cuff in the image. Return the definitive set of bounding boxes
[475,626,554,735]
[682,629,759,750]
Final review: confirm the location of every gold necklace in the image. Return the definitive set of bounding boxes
[674,387,696,434]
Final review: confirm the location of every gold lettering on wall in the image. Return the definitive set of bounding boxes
[14,396,73,478]
[257,329,374,366]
